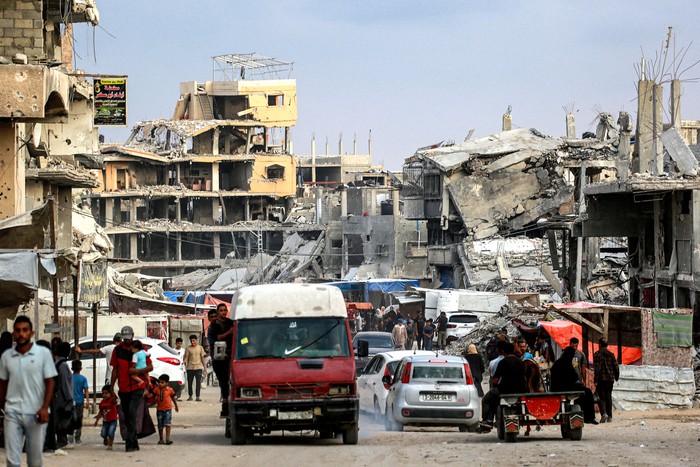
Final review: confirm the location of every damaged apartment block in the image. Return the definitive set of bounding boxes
[401,125,619,292]
[88,54,324,275]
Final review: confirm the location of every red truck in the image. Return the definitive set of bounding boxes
[224,283,366,445]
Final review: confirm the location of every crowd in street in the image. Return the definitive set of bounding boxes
[474,331,620,432]
[0,305,234,466]
[361,306,452,352]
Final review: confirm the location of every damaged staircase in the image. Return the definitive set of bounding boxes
[197,93,216,119]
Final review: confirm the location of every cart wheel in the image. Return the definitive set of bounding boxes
[505,431,517,443]
[560,423,571,439]
[496,406,505,441]
[569,426,583,441]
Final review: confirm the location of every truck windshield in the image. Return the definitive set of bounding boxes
[236,318,351,359]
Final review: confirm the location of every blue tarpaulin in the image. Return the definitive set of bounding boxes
[326,279,419,303]
[163,291,184,303]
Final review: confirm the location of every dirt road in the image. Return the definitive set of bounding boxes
[5,388,700,466]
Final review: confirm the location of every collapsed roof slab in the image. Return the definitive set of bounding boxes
[420,129,561,172]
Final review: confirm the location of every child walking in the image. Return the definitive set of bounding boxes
[153,374,178,445]
[130,340,148,385]
[94,385,118,450]
[71,360,89,444]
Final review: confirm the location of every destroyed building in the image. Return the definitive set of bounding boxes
[582,72,700,341]
[0,0,113,338]
[88,54,427,285]
[401,126,618,293]
[88,54,325,276]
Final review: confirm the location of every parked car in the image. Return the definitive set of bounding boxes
[352,331,395,376]
[71,336,186,398]
[357,350,435,420]
[383,354,480,432]
[445,313,481,345]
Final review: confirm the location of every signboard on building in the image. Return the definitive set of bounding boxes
[79,261,107,303]
[93,78,127,126]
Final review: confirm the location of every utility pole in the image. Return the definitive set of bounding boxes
[49,196,59,324]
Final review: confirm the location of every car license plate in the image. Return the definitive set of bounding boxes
[420,393,455,402]
[277,410,313,420]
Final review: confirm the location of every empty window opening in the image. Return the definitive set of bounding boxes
[267,164,285,180]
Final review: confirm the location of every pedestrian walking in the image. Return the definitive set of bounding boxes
[0,316,57,467]
[464,344,485,397]
[183,334,206,401]
[153,374,178,445]
[94,385,118,451]
[415,312,425,349]
[594,338,619,423]
[391,320,408,350]
[208,304,233,418]
[436,312,448,350]
[53,341,73,449]
[423,319,436,351]
[71,359,89,444]
[110,325,152,452]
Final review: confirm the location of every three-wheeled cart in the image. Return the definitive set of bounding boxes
[496,391,584,442]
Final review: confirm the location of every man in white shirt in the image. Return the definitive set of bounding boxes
[174,338,185,359]
[75,333,121,384]
[0,316,57,467]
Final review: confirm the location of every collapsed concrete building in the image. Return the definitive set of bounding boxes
[401,126,618,293]
[88,54,424,285]
[581,72,700,336]
[88,55,321,275]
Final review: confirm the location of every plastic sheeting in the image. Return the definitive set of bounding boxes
[613,365,695,410]
[539,319,642,365]
[0,250,39,288]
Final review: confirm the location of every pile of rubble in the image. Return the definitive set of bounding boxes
[443,307,550,358]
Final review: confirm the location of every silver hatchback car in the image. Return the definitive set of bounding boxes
[383,354,480,432]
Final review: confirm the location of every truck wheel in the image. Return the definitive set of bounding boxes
[342,423,359,445]
[230,420,247,445]
[505,431,517,443]
[319,430,334,439]
[496,406,505,441]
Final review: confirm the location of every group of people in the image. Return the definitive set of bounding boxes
[371,308,451,352]
[0,311,224,466]
[475,331,620,432]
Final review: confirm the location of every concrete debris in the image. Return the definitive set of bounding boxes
[660,127,699,176]
[443,307,549,360]
[414,128,617,241]
[72,207,113,257]
[108,268,166,301]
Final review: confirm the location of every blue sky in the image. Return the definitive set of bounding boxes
[75,1,700,170]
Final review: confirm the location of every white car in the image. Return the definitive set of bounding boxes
[445,313,481,345]
[71,336,186,397]
[357,350,435,420]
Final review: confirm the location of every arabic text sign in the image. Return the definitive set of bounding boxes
[79,262,107,303]
[94,78,127,126]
